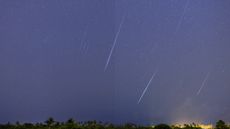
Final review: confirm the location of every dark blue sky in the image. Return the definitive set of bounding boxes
[0,0,230,125]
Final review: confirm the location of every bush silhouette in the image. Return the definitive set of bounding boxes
[154,124,172,129]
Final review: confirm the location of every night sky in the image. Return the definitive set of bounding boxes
[0,0,230,125]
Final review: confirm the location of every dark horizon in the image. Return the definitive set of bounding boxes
[0,0,230,125]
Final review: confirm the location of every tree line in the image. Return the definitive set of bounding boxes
[0,118,229,129]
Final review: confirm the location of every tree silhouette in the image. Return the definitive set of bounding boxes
[45,117,55,129]
[66,118,75,124]
[154,124,172,129]
[65,118,79,129]
[216,120,229,129]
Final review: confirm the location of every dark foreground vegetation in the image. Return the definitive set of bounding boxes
[0,118,229,129]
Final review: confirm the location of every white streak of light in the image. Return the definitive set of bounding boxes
[196,72,210,96]
[80,25,88,53]
[137,69,158,104]
[174,0,190,35]
[104,14,125,71]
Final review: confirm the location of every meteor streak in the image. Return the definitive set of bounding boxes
[137,69,158,104]
[80,25,89,54]
[196,72,210,96]
[174,0,190,35]
[104,14,125,71]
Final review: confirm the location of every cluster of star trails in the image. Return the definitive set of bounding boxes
[77,0,213,105]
